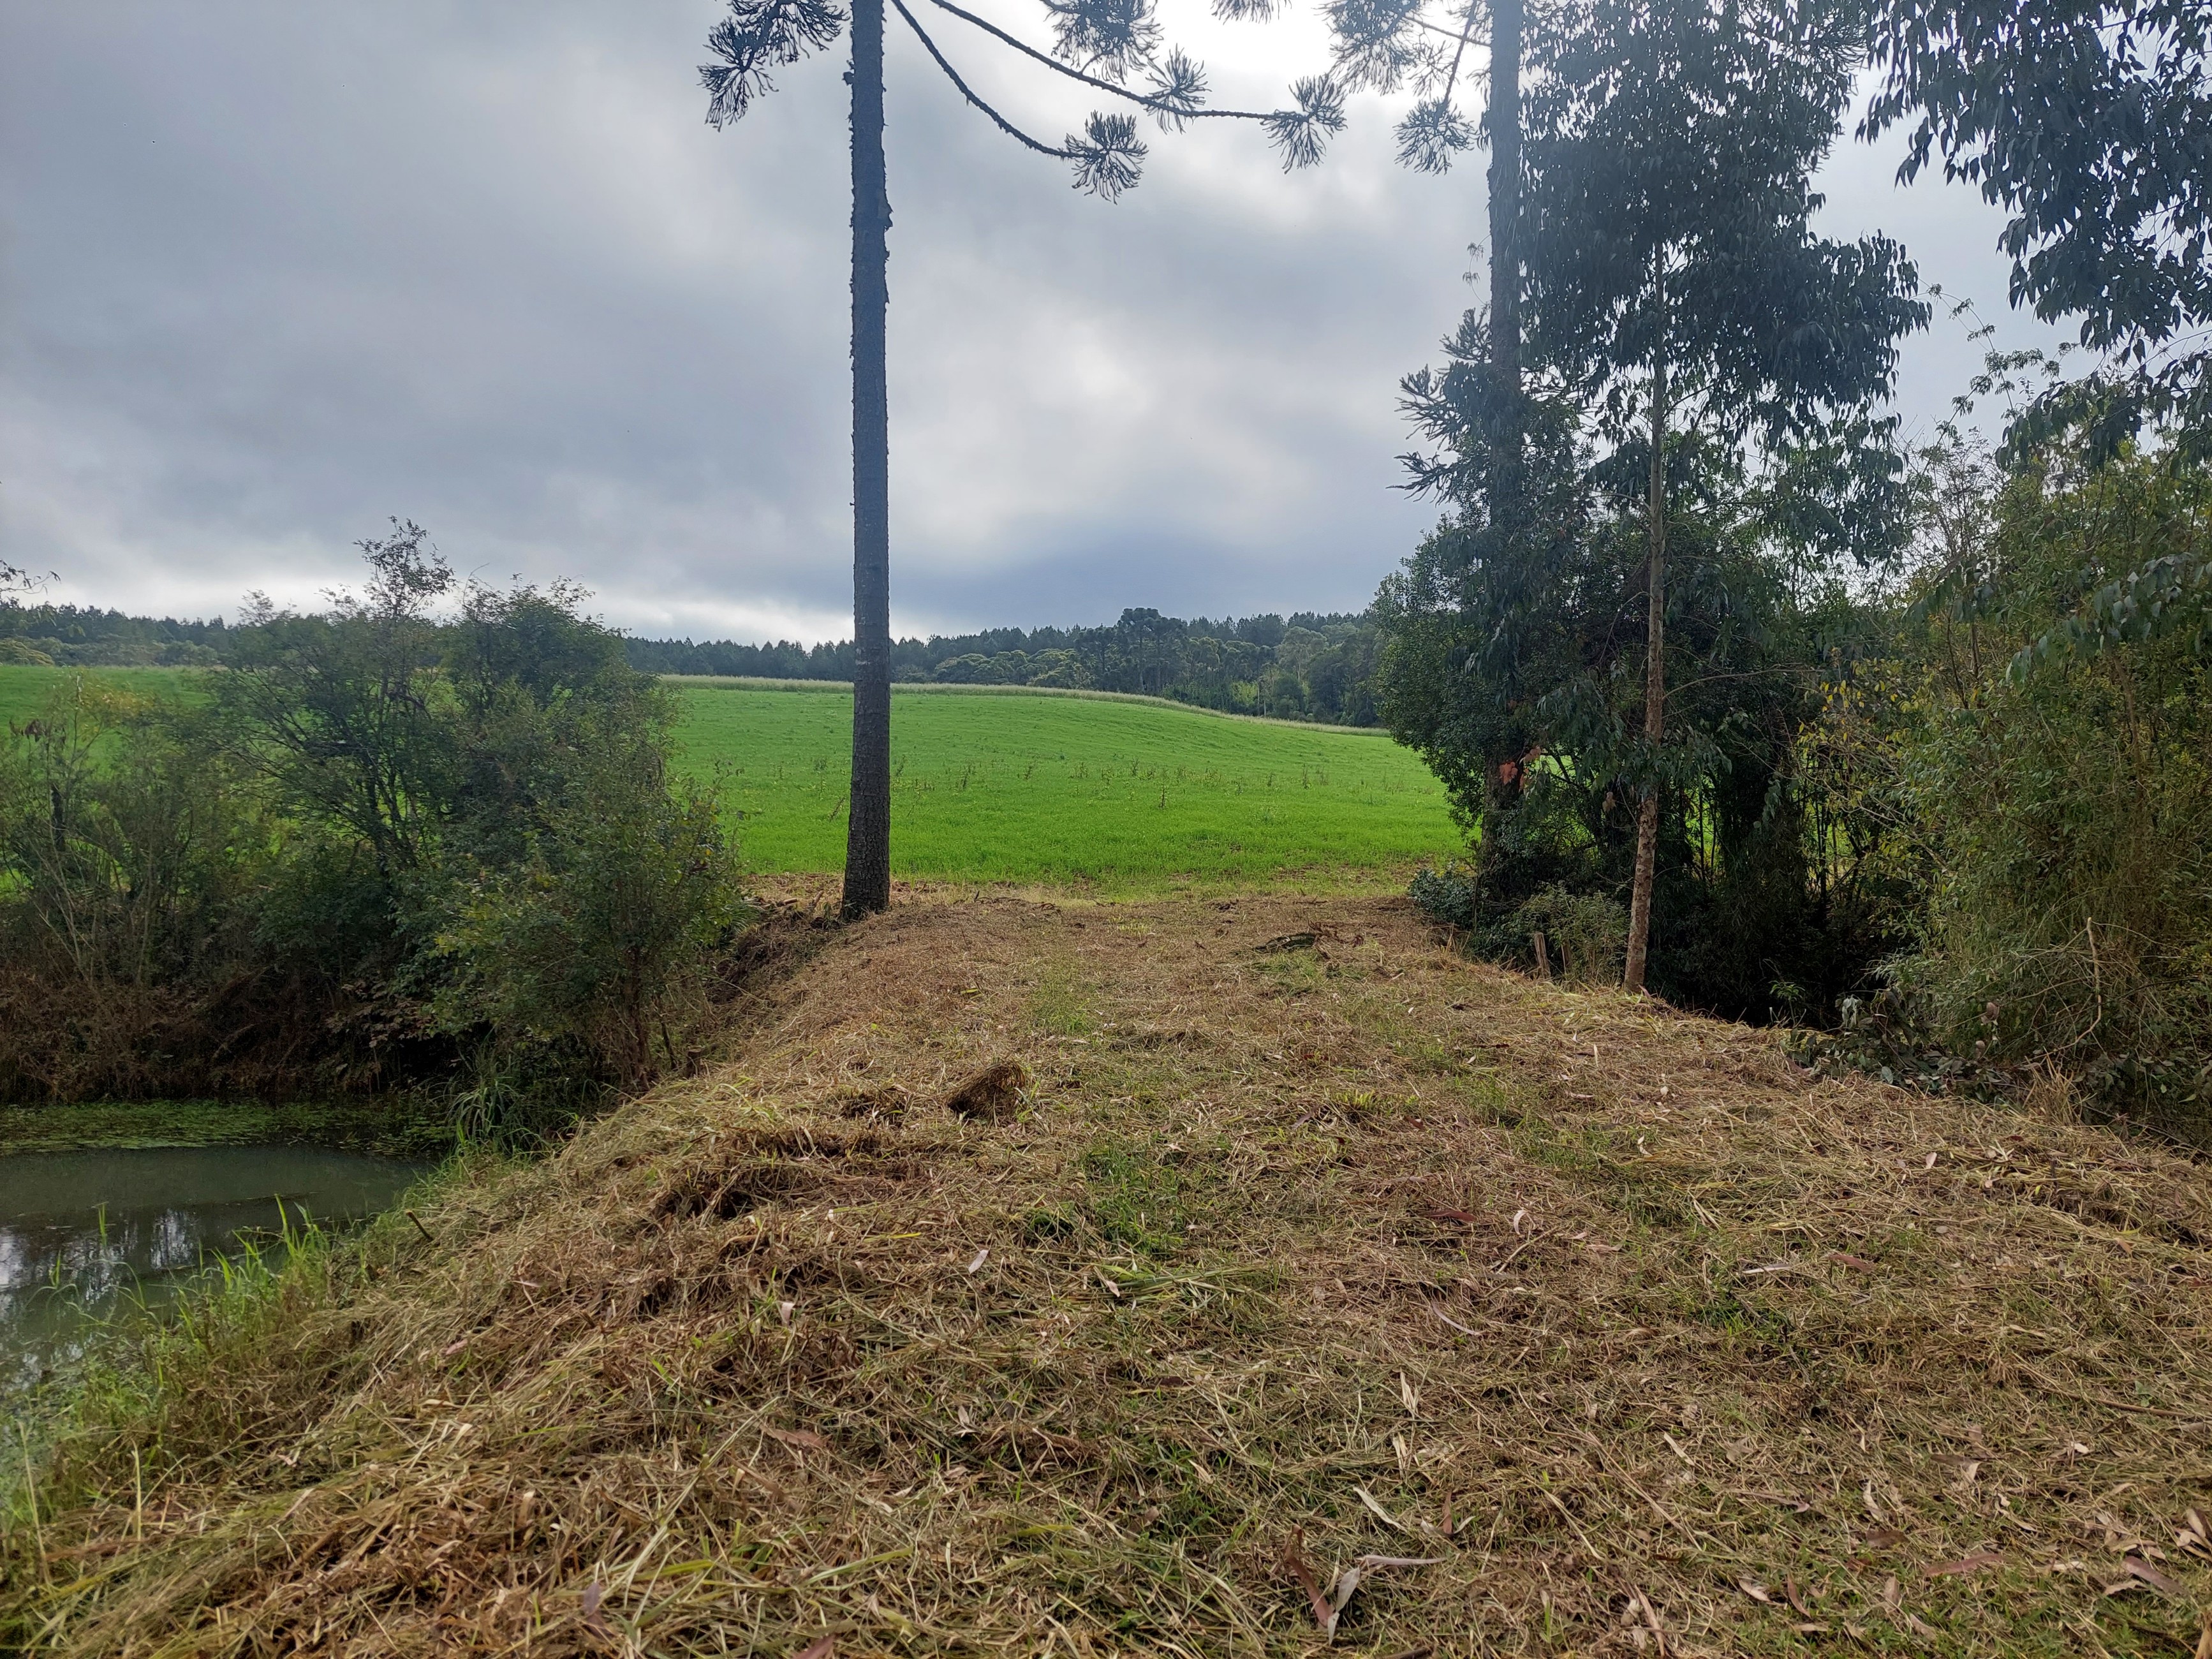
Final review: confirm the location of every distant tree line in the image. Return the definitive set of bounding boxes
[3,600,1384,726]
[0,603,232,667]
[621,607,1384,725]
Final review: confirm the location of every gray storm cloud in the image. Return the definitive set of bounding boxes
[1,0,2067,640]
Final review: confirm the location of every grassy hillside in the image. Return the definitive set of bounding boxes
[674,680,1452,886]
[10,894,2211,1655]
[0,667,1452,887]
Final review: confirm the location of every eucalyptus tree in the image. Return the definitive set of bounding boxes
[1864,0,2212,456]
[700,0,1344,917]
[1517,0,1927,991]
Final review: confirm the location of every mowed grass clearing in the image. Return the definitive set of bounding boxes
[669,680,1454,886]
[0,667,1459,888]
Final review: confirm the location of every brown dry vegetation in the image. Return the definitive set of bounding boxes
[7,893,2212,1656]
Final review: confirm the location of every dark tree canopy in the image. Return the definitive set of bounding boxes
[1377,0,1929,999]
[1864,0,2212,449]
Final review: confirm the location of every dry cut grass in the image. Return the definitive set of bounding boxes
[7,894,2212,1656]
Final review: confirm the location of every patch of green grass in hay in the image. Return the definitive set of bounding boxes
[672,682,1455,885]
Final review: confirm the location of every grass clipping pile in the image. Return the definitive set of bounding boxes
[9,897,2212,1656]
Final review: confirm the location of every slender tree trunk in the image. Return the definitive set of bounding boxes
[842,0,892,919]
[1477,0,1524,836]
[1623,285,1667,994]
[1486,0,1523,522]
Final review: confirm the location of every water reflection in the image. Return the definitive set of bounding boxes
[1,1144,425,1391]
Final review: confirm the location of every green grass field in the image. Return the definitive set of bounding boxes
[0,666,1459,888]
[674,681,1454,885]
[0,664,198,731]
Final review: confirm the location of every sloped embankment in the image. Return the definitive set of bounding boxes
[9,896,2212,1655]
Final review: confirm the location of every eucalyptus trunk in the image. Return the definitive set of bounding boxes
[843,0,893,919]
[1623,288,1667,994]
[1478,0,1525,838]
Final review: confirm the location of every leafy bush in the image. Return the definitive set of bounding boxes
[1510,885,1628,985]
[1876,441,2212,1130]
[0,527,748,1129]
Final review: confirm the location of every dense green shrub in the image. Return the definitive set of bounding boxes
[0,528,746,1126]
[1866,442,2212,1129]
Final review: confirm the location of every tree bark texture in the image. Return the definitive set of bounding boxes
[1623,287,1667,993]
[843,0,893,919]
[1486,0,1524,515]
[1478,0,1525,836]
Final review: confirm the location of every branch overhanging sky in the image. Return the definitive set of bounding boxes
[1,0,2070,643]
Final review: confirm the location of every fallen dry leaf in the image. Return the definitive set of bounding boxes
[1355,1485,1416,1534]
[2124,1555,2185,1598]
[1283,1529,1336,1635]
[1329,1566,1364,1623]
[1737,1578,1773,1604]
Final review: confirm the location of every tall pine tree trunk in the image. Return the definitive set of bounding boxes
[1623,285,1667,993]
[843,0,893,918]
[1486,0,1523,517]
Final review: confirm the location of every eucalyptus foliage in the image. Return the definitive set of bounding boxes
[1381,0,1926,1006]
[1865,0,2212,456]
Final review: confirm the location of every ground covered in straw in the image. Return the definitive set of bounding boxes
[8,894,2212,1656]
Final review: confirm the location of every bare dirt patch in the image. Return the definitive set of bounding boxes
[8,894,2212,1656]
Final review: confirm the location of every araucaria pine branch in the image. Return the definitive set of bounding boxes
[700,0,848,126]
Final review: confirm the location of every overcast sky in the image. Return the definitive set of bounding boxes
[2,1,2072,642]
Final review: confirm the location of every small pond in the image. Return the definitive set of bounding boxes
[1,1142,427,1392]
